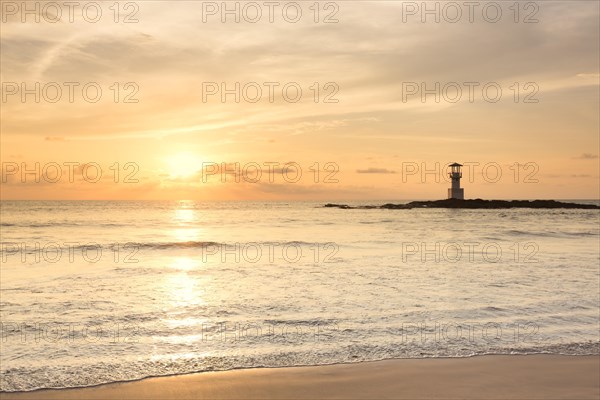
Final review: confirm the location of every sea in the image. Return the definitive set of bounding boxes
[1,200,599,392]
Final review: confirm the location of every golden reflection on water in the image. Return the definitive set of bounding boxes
[162,204,210,338]
[163,257,207,332]
[172,228,202,242]
[173,203,202,242]
[170,256,198,271]
[166,257,205,305]
[175,208,196,223]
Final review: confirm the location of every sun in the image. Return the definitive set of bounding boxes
[165,152,202,178]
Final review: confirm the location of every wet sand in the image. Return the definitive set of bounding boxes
[2,355,598,400]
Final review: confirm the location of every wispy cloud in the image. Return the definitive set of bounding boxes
[574,153,599,160]
[356,168,396,174]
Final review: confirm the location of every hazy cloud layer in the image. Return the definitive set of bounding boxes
[1,1,598,199]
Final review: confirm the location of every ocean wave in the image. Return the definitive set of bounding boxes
[132,241,223,250]
[2,341,598,392]
[0,222,125,228]
[0,240,336,254]
[0,241,223,253]
[506,229,598,238]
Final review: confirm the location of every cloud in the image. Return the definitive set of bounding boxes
[574,153,599,159]
[356,168,396,174]
[571,174,592,178]
[1,2,599,200]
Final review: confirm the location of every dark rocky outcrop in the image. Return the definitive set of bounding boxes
[323,199,599,210]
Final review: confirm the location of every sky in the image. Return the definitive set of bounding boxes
[1,0,599,200]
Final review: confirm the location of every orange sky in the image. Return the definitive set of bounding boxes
[1,1,598,200]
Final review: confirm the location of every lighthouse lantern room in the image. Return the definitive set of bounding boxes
[448,163,464,200]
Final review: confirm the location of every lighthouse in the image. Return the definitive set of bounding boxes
[447,163,464,200]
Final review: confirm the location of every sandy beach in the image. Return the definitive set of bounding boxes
[2,355,598,400]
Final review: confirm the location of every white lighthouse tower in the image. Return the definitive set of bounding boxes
[447,163,464,200]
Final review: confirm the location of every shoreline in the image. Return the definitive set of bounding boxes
[2,354,598,399]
